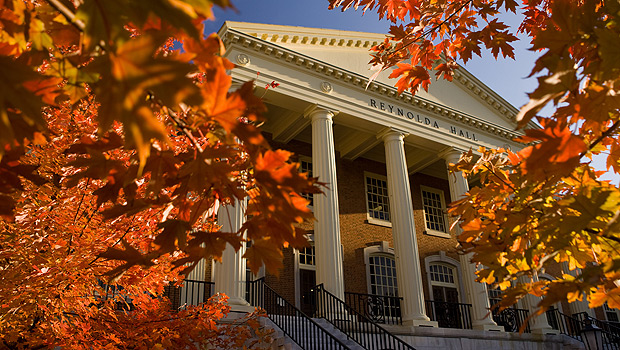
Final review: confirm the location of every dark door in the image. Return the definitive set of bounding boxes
[299,269,316,316]
[433,286,461,328]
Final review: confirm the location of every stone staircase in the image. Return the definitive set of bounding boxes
[260,316,363,350]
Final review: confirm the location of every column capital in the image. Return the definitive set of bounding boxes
[377,127,408,142]
[438,147,467,165]
[304,104,339,121]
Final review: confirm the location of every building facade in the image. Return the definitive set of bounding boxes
[174,21,602,349]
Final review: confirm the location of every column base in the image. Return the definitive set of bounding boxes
[473,323,505,332]
[218,307,256,323]
[531,327,560,335]
[403,319,439,327]
[227,296,252,311]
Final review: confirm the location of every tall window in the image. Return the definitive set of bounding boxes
[421,186,447,234]
[365,173,390,222]
[368,254,398,296]
[428,262,462,328]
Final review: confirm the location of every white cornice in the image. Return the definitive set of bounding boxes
[220,23,527,141]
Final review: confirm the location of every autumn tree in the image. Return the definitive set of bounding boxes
[330,0,620,315]
[0,0,317,348]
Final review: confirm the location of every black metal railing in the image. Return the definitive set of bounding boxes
[573,312,620,349]
[489,301,531,333]
[344,291,403,325]
[315,284,416,350]
[95,282,134,311]
[247,278,350,350]
[575,312,620,337]
[425,300,473,330]
[164,279,214,310]
[545,308,584,339]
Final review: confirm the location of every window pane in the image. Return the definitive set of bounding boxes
[366,174,390,221]
[422,189,446,232]
[368,254,398,298]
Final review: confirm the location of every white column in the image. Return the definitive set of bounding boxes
[382,129,437,327]
[214,198,253,311]
[562,262,594,317]
[517,275,559,335]
[441,149,504,331]
[308,106,345,301]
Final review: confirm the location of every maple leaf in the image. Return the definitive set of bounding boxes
[243,238,283,275]
[388,62,430,94]
[516,118,587,180]
[86,33,200,167]
[0,56,48,148]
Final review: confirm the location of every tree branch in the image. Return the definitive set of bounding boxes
[45,0,85,31]
[383,0,473,61]
[581,120,620,158]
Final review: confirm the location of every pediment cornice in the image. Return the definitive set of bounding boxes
[220,23,528,141]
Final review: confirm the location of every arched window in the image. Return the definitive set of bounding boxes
[424,253,465,329]
[363,243,401,323]
[424,252,463,303]
[368,253,398,297]
[428,263,459,304]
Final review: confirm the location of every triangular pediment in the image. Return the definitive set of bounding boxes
[221,21,526,132]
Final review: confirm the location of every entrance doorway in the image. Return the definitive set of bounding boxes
[299,268,316,316]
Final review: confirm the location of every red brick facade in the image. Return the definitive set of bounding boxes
[262,134,466,307]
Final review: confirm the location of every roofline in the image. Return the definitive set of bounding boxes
[219,22,534,140]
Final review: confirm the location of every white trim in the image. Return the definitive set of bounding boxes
[220,23,535,136]
[420,185,450,238]
[364,171,392,227]
[424,252,464,302]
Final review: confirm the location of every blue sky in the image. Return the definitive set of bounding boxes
[205,1,617,182]
[204,1,538,110]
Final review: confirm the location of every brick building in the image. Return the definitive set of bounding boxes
[174,22,609,349]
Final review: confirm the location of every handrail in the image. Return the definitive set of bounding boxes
[572,312,620,348]
[344,291,403,325]
[163,279,214,310]
[315,284,416,350]
[489,301,531,333]
[574,312,620,337]
[545,308,620,349]
[545,308,584,340]
[425,299,473,330]
[247,278,351,350]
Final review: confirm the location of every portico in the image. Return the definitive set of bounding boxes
[213,20,541,337]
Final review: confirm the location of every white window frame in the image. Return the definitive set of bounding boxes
[424,252,464,303]
[364,242,397,296]
[420,185,450,238]
[298,155,313,209]
[604,302,620,323]
[364,172,392,227]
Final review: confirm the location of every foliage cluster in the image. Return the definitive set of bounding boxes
[0,0,317,348]
[331,0,620,313]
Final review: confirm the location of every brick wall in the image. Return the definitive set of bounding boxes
[260,134,464,305]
